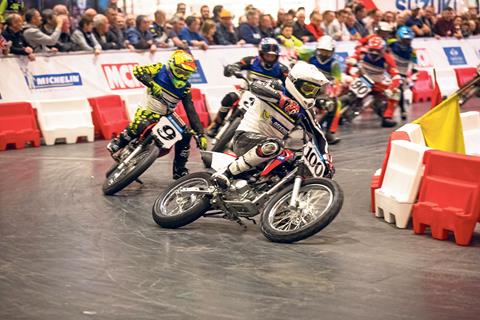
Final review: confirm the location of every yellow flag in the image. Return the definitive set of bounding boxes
[413,94,465,154]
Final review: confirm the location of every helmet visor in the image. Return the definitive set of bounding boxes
[316,49,333,61]
[260,43,279,55]
[296,80,324,99]
[171,64,194,80]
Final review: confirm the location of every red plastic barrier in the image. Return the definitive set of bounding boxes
[412,71,433,103]
[88,95,130,140]
[454,67,477,88]
[0,102,41,151]
[370,131,411,212]
[412,150,480,245]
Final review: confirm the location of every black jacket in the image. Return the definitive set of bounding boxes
[93,29,123,50]
[1,27,28,55]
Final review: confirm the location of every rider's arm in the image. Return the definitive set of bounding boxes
[224,56,255,77]
[133,63,163,87]
[279,63,290,85]
[181,86,205,135]
[384,53,401,89]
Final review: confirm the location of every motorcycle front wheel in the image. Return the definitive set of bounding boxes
[260,178,343,243]
[152,172,212,229]
[102,144,159,195]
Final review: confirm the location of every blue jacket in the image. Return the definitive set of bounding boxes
[178,27,207,45]
[125,27,154,49]
[238,23,262,44]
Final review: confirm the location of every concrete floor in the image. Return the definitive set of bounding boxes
[1,103,480,320]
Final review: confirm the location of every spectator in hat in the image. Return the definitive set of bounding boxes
[214,8,240,45]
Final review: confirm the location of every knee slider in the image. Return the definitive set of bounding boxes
[221,92,240,107]
[256,138,282,157]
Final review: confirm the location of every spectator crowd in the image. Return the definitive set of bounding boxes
[0,0,479,59]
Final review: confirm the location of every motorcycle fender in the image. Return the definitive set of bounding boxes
[201,151,236,171]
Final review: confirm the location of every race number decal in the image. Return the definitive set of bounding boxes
[349,76,373,98]
[303,142,325,178]
[152,115,184,149]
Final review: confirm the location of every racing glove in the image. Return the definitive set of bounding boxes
[224,64,241,77]
[197,134,208,150]
[279,96,300,117]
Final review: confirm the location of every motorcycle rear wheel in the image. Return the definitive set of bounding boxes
[260,178,343,243]
[102,144,159,195]
[152,172,212,228]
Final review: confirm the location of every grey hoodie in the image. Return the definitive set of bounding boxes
[23,23,62,52]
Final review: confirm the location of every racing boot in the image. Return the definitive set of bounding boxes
[173,166,189,180]
[173,133,191,179]
[381,117,397,128]
[107,129,133,154]
[325,131,341,145]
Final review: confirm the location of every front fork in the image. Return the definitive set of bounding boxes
[289,161,306,208]
[116,135,154,170]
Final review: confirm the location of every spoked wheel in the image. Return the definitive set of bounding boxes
[260,178,343,243]
[102,144,159,195]
[152,172,213,229]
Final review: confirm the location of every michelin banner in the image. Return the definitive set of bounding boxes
[0,38,479,103]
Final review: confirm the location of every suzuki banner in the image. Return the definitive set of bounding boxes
[363,0,466,13]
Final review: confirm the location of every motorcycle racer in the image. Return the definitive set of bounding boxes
[388,26,418,120]
[212,61,333,187]
[346,35,401,127]
[309,35,342,144]
[206,37,289,137]
[106,50,208,179]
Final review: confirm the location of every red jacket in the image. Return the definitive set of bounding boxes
[306,23,323,40]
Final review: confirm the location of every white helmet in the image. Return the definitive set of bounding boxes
[377,21,394,33]
[285,61,330,110]
[316,35,336,64]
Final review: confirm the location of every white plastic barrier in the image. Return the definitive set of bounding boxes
[397,123,426,146]
[32,98,94,145]
[461,111,480,156]
[435,69,460,98]
[375,140,430,228]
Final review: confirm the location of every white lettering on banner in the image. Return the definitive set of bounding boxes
[374,0,461,14]
[102,63,143,90]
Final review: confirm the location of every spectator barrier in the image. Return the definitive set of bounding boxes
[0,38,479,112]
[0,101,41,150]
[371,111,480,245]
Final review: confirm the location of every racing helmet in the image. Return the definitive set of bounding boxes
[285,61,330,110]
[166,50,197,88]
[259,37,280,69]
[366,36,386,62]
[316,35,336,64]
[396,26,414,48]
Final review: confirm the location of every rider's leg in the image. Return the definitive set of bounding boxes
[323,109,341,145]
[212,131,283,187]
[107,107,160,153]
[173,130,192,179]
[206,91,240,137]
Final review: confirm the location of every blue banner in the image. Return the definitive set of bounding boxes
[443,47,467,65]
[25,72,83,89]
[189,60,207,84]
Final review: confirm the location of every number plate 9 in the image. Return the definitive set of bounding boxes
[152,115,184,149]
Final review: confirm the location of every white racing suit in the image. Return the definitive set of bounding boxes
[221,80,332,178]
